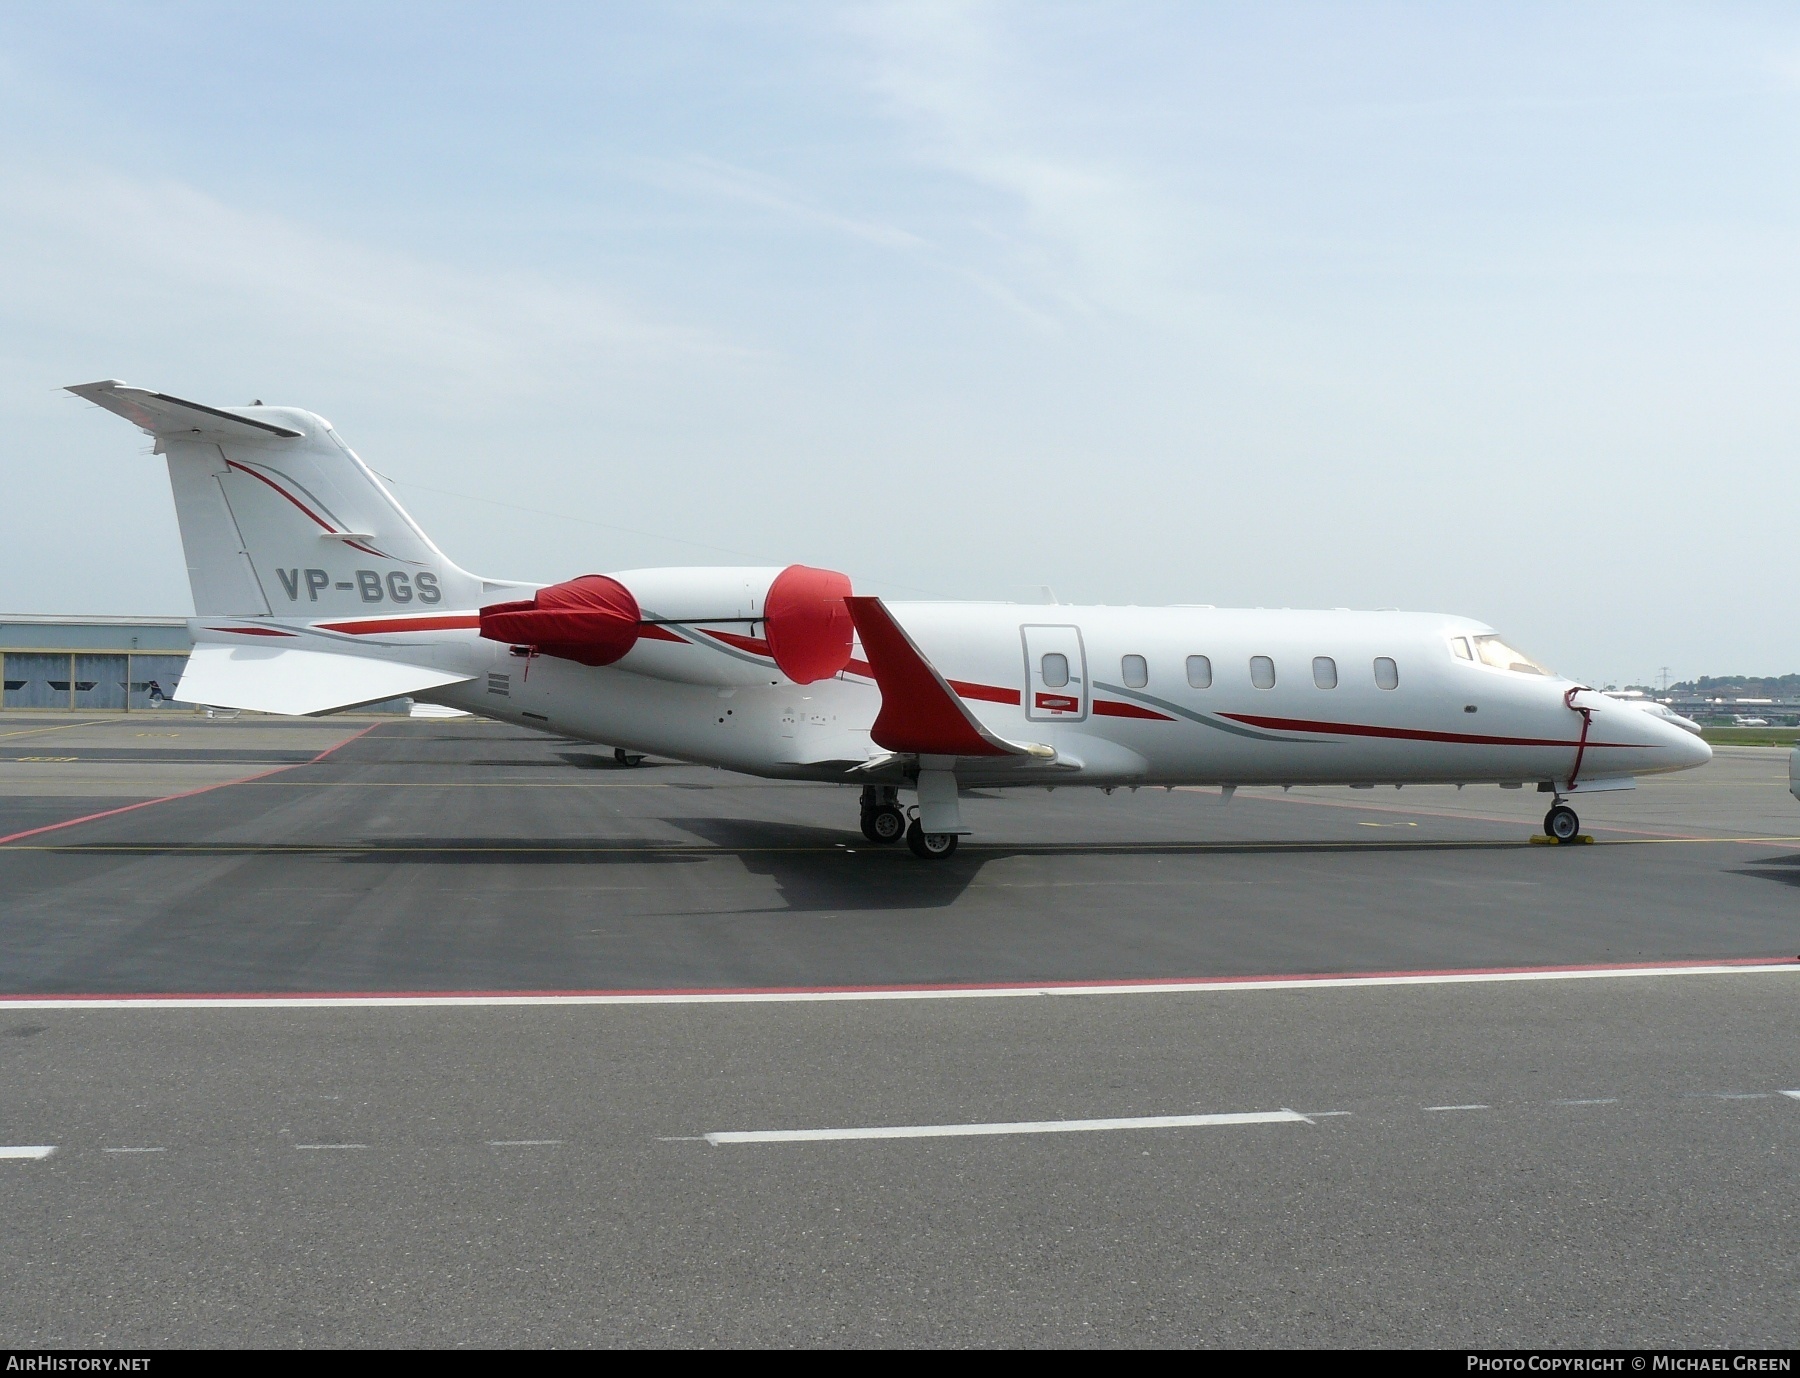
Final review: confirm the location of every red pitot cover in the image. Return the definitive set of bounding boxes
[479,575,641,666]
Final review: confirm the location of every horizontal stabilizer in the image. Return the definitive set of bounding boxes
[176,644,472,717]
[844,596,1051,760]
[66,380,303,440]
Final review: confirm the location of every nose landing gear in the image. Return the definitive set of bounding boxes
[1544,801,1580,842]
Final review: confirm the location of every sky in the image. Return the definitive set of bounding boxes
[3,1,1798,687]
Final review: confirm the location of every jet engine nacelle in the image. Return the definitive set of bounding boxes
[479,564,854,687]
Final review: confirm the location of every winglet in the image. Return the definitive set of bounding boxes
[844,596,1049,759]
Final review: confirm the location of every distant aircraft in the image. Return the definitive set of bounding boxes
[1600,691,1703,736]
[69,381,1712,855]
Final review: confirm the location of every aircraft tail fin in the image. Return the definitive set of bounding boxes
[68,380,506,618]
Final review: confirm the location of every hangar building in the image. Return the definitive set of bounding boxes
[0,615,191,712]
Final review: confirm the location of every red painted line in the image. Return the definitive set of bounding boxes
[1093,698,1175,721]
[948,679,1022,706]
[223,460,392,560]
[0,724,379,848]
[224,459,339,535]
[205,626,296,638]
[704,628,773,657]
[318,614,479,635]
[2,955,1791,1004]
[1219,713,1646,750]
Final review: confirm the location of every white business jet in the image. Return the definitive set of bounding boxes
[68,382,1711,857]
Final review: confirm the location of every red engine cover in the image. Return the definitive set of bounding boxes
[479,574,641,666]
[764,564,854,684]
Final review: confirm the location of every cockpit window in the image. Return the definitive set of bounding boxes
[1472,634,1552,676]
[1450,637,1473,660]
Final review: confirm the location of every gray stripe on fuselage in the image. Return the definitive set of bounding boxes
[1091,681,1323,744]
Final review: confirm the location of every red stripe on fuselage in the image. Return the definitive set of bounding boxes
[1093,698,1175,721]
[635,623,686,643]
[1219,712,1644,749]
[700,628,772,656]
[319,614,480,635]
[205,625,297,637]
[948,679,1021,705]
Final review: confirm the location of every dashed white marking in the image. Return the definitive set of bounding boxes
[487,1139,562,1146]
[294,1143,366,1150]
[1425,1104,1490,1112]
[1782,1090,1800,1100]
[1552,1098,1620,1106]
[705,1109,1307,1146]
[4,960,1790,1010]
[0,1146,56,1159]
[103,1147,166,1153]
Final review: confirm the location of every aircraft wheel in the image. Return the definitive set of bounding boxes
[860,805,906,844]
[614,747,645,767]
[1544,804,1580,842]
[905,819,959,859]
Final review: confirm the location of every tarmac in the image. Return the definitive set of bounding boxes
[0,714,1795,1346]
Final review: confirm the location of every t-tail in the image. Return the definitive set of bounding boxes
[67,381,521,714]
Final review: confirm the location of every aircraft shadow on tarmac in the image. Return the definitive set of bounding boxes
[1727,851,1800,890]
[299,817,1563,915]
[300,819,985,912]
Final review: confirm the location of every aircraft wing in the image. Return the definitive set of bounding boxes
[67,380,303,440]
[176,644,473,717]
[844,596,1052,760]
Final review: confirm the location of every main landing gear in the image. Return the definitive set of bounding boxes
[1544,800,1580,842]
[906,819,958,859]
[859,785,906,845]
[859,785,959,857]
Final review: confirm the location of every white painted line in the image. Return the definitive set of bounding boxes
[1782,1090,1800,1100]
[487,1139,562,1146]
[293,1143,366,1149]
[1424,1104,1490,1112]
[705,1109,1307,1146]
[103,1147,166,1153]
[1552,1098,1619,1106]
[3,961,1793,1010]
[0,1145,56,1159]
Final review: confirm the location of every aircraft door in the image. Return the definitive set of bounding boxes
[1021,624,1088,722]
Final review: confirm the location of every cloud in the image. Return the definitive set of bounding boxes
[644,154,929,251]
[841,0,1199,327]
[0,163,743,409]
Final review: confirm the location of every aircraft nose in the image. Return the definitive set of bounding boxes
[1651,714,1711,771]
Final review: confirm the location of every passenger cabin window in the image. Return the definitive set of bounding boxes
[1312,656,1337,690]
[1374,657,1399,690]
[1121,654,1148,688]
[1250,655,1276,690]
[1472,634,1553,676]
[1186,655,1212,689]
[1450,637,1473,661]
[1041,652,1070,689]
